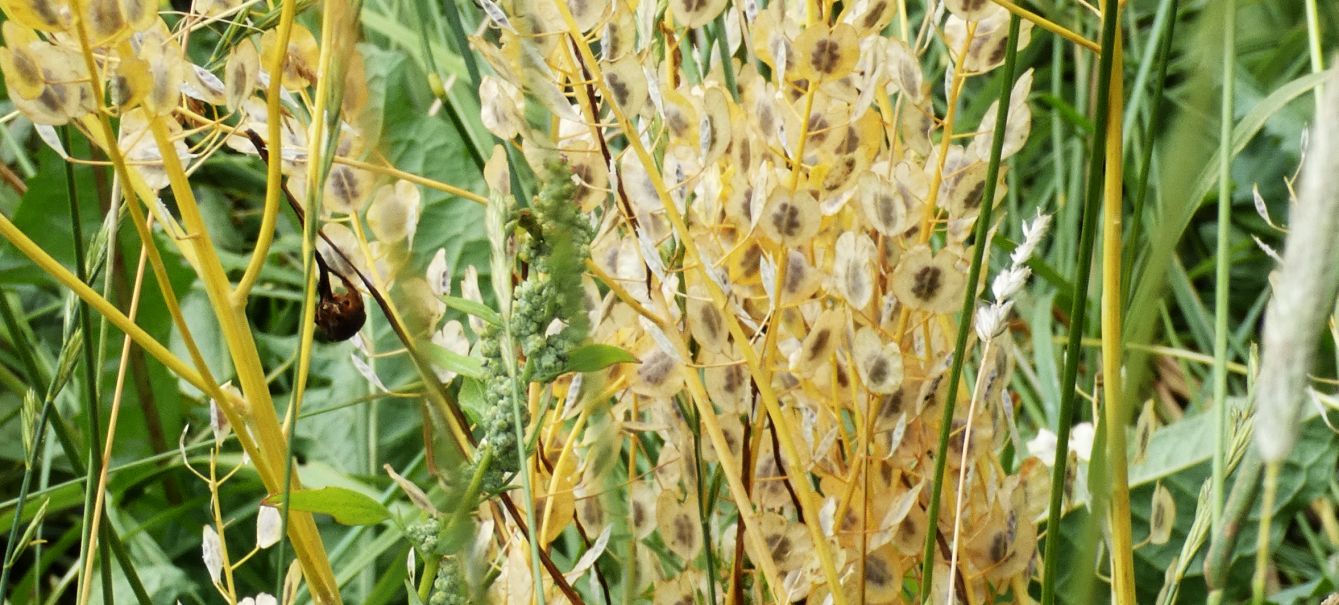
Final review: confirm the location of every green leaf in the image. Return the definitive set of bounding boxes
[441,295,500,327]
[270,486,391,526]
[429,344,485,380]
[457,377,486,424]
[563,344,638,373]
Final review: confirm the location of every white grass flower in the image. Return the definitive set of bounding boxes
[990,266,1030,303]
[1012,212,1051,266]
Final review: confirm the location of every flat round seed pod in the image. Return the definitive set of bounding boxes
[759,188,821,246]
[890,245,966,313]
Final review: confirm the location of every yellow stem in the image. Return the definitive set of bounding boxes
[147,116,341,602]
[76,244,148,605]
[1100,34,1135,605]
[334,154,487,205]
[895,21,977,337]
[549,5,847,600]
[234,0,298,305]
[991,0,1101,53]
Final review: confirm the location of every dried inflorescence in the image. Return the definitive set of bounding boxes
[471,0,1049,602]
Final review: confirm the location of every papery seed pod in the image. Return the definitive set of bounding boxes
[260,24,319,89]
[759,511,812,573]
[5,0,72,32]
[602,54,649,116]
[944,0,995,21]
[1133,398,1157,465]
[631,346,684,398]
[367,180,422,245]
[700,86,732,165]
[661,89,700,144]
[969,69,1035,161]
[891,245,966,313]
[324,164,373,214]
[760,188,821,246]
[566,0,608,32]
[629,480,657,539]
[667,0,726,28]
[793,23,859,82]
[853,326,903,394]
[833,231,876,310]
[479,75,525,139]
[703,350,752,415]
[794,309,842,373]
[602,9,636,60]
[225,40,259,111]
[686,289,728,353]
[656,491,703,562]
[1149,483,1175,545]
[847,0,896,33]
[858,172,911,236]
[860,544,905,604]
[781,249,821,304]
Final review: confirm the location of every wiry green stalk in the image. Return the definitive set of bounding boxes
[1040,0,1123,601]
[918,14,1022,603]
[66,125,114,605]
[1210,0,1235,554]
[1123,0,1179,306]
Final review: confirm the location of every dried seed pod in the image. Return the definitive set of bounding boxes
[1149,483,1175,545]
[602,54,649,116]
[759,188,821,246]
[668,0,727,29]
[224,39,259,111]
[631,346,684,398]
[969,69,1035,161]
[656,490,703,562]
[686,288,728,353]
[853,326,902,394]
[890,245,966,313]
[793,23,859,82]
[833,231,876,310]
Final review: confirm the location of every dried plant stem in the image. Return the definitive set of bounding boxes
[233,0,297,303]
[549,2,844,598]
[1100,32,1136,604]
[76,243,149,605]
[990,0,1100,53]
[918,15,1021,604]
[948,340,996,603]
[146,116,342,602]
[1040,0,1123,602]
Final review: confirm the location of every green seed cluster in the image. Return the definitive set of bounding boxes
[470,160,594,494]
[405,517,441,553]
[427,558,466,605]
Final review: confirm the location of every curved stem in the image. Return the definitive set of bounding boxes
[233,0,298,304]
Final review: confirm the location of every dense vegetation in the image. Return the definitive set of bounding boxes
[0,0,1336,603]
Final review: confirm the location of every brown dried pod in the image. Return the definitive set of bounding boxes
[314,252,366,342]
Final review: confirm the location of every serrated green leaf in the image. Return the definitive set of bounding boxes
[441,295,500,327]
[429,344,485,380]
[270,486,391,526]
[563,344,638,374]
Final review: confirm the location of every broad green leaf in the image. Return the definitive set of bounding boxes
[441,295,500,327]
[429,343,485,380]
[563,344,638,373]
[270,486,391,526]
